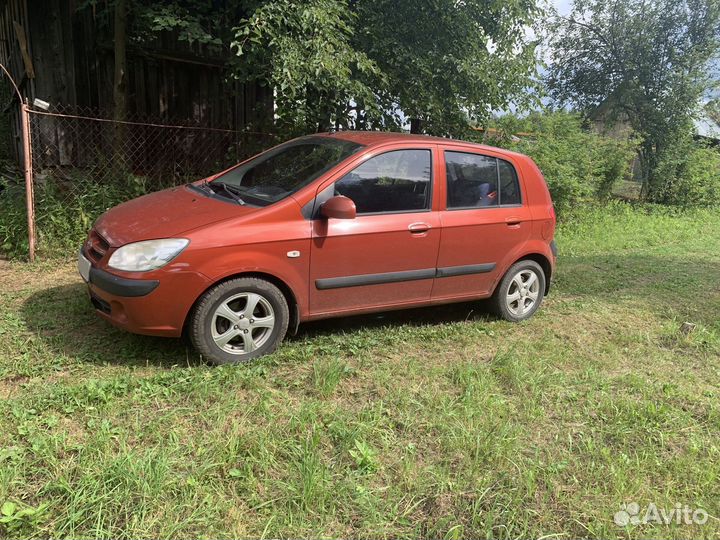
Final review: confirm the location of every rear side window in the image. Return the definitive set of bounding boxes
[334,149,432,214]
[445,151,521,208]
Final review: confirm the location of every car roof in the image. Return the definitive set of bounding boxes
[316,130,528,160]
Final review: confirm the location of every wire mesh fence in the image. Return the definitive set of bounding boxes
[26,104,275,257]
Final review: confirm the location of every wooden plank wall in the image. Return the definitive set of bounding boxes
[1,0,273,165]
[0,0,33,162]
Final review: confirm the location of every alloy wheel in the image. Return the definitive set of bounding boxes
[211,292,276,355]
[505,269,540,317]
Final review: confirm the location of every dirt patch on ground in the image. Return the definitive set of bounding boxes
[0,260,77,294]
[0,375,30,399]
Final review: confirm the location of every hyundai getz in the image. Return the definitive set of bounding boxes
[78,132,557,364]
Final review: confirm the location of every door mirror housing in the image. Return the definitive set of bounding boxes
[321,195,356,219]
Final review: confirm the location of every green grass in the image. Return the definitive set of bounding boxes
[1,201,719,539]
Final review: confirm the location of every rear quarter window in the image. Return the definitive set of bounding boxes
[498,159,521,205]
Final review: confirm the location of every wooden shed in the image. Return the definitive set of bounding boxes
[0,0,273,163]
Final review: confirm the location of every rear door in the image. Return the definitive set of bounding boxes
[432,146,531,300]
[309,145,442,315]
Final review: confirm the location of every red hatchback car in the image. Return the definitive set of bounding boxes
[78,132,557,364]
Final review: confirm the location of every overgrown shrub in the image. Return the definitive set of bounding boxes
[0,177,28,257]
[476,112,637,214]
[651,140,720,207]
[0,171,148,259]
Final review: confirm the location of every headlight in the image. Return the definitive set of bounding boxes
[108,238,189,272]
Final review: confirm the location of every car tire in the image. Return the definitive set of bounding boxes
[190,277,289,365]
[490,260,546,322]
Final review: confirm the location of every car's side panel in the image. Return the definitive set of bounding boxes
[183,198,312,318]
[309,212,442,314]
[308,144,442,315]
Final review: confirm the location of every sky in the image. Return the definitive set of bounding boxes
[551,0,573,16]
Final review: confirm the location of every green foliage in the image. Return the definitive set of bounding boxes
[653,142,720,207]
[231,0,541,135]
[546,0,720,200]
[78,0,242,47]
[231,0,385,135]
[312,358,350,397]
[0,178,28,257]
[349,440,379,473]
[484,112,636,214]
[0,173,147,259]
[133,3,223,46]
[353,0,542,136]
[0,500,48,536]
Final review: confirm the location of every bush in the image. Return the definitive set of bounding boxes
[475,112,636,215]
[0,177,29,257]
[0,171,148,259]
[651,141,720,207]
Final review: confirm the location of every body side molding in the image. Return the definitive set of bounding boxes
[315,263,496,290]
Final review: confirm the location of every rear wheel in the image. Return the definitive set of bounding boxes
[491,260,545,322]
[190,277,289,365]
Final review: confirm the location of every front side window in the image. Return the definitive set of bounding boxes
[210,136,362,206]
[334,149,432,214]
[445,151,522,208]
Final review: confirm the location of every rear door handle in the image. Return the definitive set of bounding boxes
[505,217,522,227]
[408,222,431,234]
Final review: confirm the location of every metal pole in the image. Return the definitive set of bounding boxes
[0,62,34,261]
[21,100,35,262]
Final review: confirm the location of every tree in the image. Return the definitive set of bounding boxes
[112,0,128,164]
[231,0,385,134]
[231,0,541,135]
[546,0,720,201]
[354,0,540,135]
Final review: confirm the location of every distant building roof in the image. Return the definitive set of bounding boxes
[694,114,720,141]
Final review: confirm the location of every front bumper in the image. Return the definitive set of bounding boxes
[79,249,160,297]
[89,266,159,297]
[78,248,211,337]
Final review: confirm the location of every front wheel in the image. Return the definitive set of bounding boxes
[490,260,546,322]
[190,277,289,365]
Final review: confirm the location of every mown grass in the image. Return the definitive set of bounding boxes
[0,201,719,539]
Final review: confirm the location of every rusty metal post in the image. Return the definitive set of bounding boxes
[21,100,36,262]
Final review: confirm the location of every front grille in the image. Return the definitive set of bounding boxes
[86,230,110,262]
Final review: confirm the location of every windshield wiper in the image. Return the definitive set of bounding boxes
[210,181,246,205]
[191,179,214,194]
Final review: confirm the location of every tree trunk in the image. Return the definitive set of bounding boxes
[356,102,366,130]
[113,0,128,169]
[410,118,422,134]
[637,140,656,201]
[113,0,127,121]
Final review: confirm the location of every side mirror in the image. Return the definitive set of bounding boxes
[320,195,356,219]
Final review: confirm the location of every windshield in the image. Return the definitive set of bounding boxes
[210,136,363,206]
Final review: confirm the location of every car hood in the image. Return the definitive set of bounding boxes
[94,185,257,246]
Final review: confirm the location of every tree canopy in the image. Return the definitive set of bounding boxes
[546,0,720,201]
[231,0,541,135]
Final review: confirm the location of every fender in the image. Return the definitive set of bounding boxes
[490,237,555,293]
[189,243,311,318]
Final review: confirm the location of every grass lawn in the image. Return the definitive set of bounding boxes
[0,202,719,539]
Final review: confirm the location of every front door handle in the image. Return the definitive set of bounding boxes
[408,222,431,234]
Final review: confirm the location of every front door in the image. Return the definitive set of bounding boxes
[309,147,441,315]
